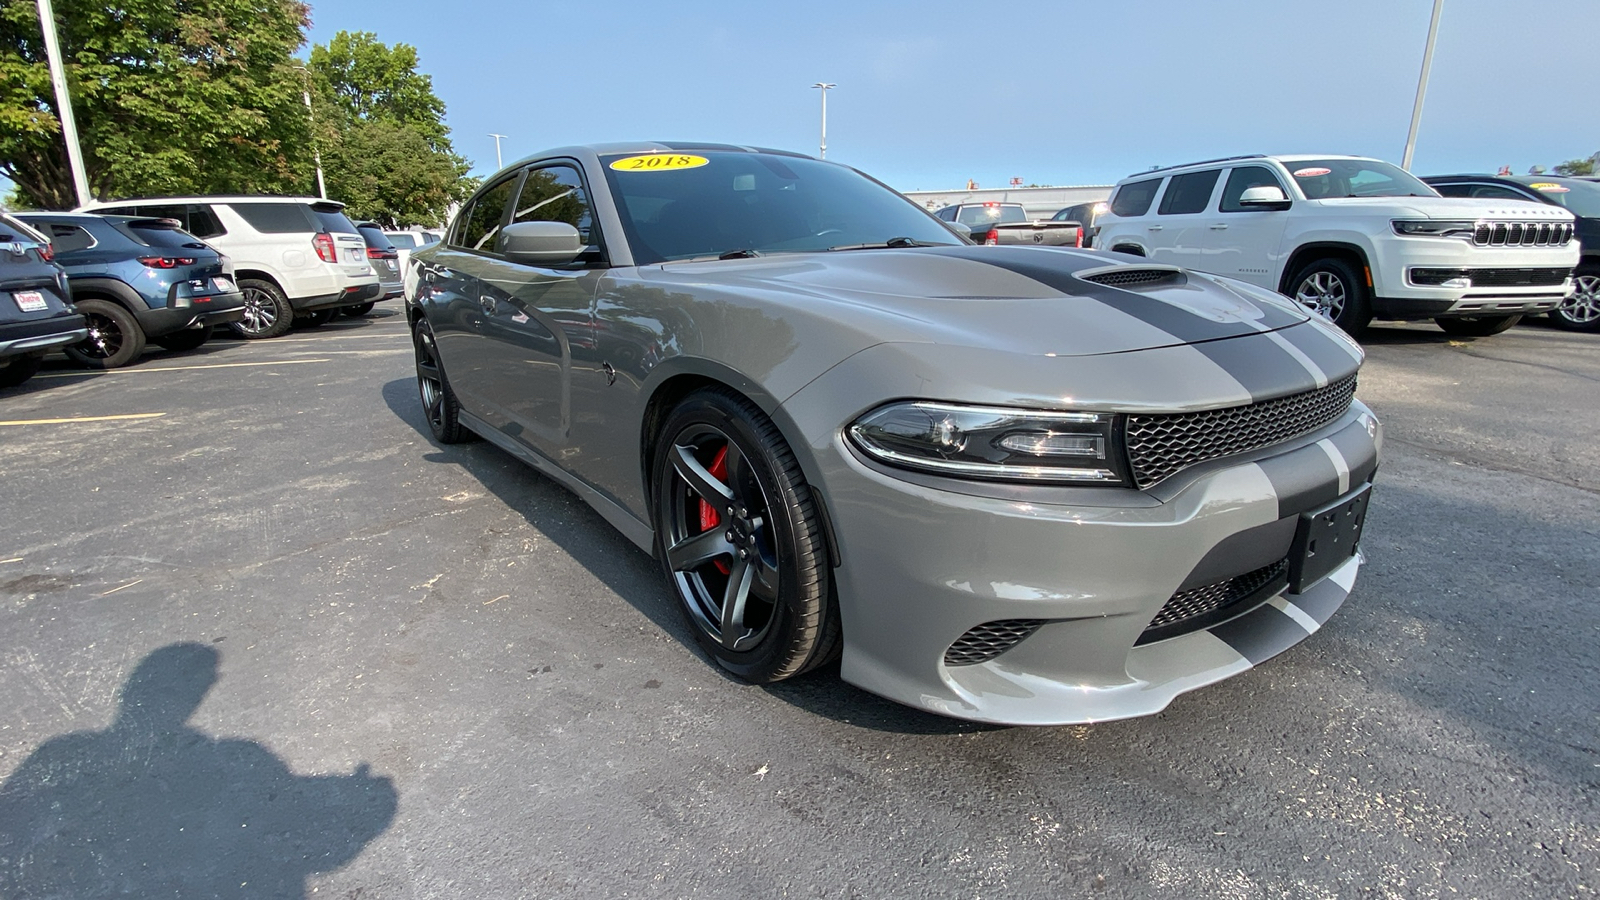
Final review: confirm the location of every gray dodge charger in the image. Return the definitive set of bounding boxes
[406,143,1382,725]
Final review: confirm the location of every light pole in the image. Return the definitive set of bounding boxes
[489,133,507,169]
[811,83,835,159]
[292,63,327,199]
[1401,0,1444,171]
[35,0,91,206]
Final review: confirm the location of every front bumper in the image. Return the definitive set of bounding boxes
[1371,238,1577,319]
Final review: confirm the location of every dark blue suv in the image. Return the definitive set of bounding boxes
[16,213,246,367]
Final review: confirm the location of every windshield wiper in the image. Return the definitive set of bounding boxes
[718,248,762,259]
[826,236,945,251]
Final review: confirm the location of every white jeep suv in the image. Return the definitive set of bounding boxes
[1093,155,1579,336]
[78,196,381,339]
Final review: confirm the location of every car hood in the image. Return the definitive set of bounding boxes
[1308,195,1576,220]
[647,245,1314,357]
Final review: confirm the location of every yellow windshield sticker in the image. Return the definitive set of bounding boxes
[1529,182,1570,192]
[609,154,709,172]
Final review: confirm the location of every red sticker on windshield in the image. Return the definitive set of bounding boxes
[1293,167,1332,178]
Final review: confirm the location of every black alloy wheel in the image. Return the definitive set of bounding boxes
[412,318,471,443]
[1435,314,1522,337]
[230,278,293,339]
[65,298,145,369]
[1288,258,1372,336]
[153,326,212,352]
[652,388,838,683]
[1549,266,1600,332]
[343,303,376,317]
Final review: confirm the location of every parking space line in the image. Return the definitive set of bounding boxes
[34,359,329,379]
[0,413,167,427]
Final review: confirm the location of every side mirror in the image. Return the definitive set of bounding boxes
[946,221,973,238]
[499,221,583,266]
[1238,185,1291,210]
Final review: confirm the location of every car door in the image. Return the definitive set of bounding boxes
[471,162,607,456]
[1206,164,1292,288]
[1151,169,1224,269]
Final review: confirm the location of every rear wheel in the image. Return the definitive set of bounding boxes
[652,388,838,683]
[0,354,42,388]
[1548,267,1600,332]
[230,279,293,339]
[154,326,212,352]
[1288,258,1372,336]
[343,302,376,317]
[65,298,145,369]
[1435,314,1521,337]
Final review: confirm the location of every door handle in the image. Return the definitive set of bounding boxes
[479,296,496,316]
[1147,225,1163,231]
[1209,223,1229,230]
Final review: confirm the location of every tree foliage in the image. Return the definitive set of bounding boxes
[0,0,313,209]
[307,31,472,227]
[1553,156,1597,177]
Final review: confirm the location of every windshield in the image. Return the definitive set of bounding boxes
[1513,178,1600,217]
[600,151,962,264]
[1289,158,1438,200]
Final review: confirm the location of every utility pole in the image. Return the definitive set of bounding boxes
[489,133,507,169]
[1401,0,1444,171]
[811,83,835,159]
[292,64,327,198]
[35,0,91,206]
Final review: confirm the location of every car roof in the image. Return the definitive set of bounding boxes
[1123,154,1374,181]
[81,195,343,208]
[496,142,814,175]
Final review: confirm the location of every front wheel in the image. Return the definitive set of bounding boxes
[1435,314,1521,337]
[1548,267,1600,332]
[1288,258,1372,336]
[65,299,146,369]
[412,318,472,444]
[652,388,838,683]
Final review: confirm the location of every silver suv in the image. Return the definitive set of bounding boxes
[78,196,380,338]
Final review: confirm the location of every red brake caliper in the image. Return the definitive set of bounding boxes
[697,445,732,574]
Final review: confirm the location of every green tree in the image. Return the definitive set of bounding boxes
[0,0,314,209]
[1553,156,1596,177]
[307,31,473,226]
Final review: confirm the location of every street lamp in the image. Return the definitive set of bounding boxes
[291,63,327,199]
[35,0,91,206]
[489,133,507,169]
[1401,0,1444,171]
[811,83,835,159]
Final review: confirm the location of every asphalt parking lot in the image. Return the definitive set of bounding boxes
[0,307,1595,898]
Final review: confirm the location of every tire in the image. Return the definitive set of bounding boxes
[153,326,212,352]
[343,302,376,317]
[412,318,471,444]
[0,354,42,388]
[651,387,839,684]
[64,298,146,369]
[1548,266,1600,332]
[1435,314,1522,337]
[293,309,337,328]
[1287,258,1372,336]
[230,278,293,339]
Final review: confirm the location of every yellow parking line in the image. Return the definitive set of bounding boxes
[34,359,329,379]
[0,412,167,427]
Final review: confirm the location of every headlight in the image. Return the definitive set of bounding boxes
[1392,219,1476,238]
[848,401,1127,485]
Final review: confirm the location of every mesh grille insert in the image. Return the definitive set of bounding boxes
[1138,559,1289,644]
[944,619,1047,666]
[1125,375,1357,489]
[1081,268,1185,289]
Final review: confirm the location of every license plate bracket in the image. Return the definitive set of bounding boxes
[1288,484,1370,592]
[12,290,46,312]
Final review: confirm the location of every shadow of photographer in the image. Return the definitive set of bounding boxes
[0,643,396,898]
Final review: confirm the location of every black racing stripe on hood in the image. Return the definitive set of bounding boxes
[1191,336,1322,402]
[924,246,1282,344]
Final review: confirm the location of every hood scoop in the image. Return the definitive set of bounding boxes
[1076,265,1188,291]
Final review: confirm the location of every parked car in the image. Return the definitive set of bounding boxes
[932,201,1082,246]
[1050,200,1109,248]
[0,213,86,387]
[77,196,380,339]
[406,142,1381,726]
[350,222,402,315]
[1093,154,1579,336]
[16,212,244,367]
[1422,173,1600,332]
[383,230,442,276]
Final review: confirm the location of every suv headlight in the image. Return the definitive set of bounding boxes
[848,402,1127,485]
[1392,219,1477,239]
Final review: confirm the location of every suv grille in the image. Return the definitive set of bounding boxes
[1080,268,1186,289]
[1125,375,1357,489]
[944,619,1046,666]
[1472,222,1573,247]
[1137,559,1289,644]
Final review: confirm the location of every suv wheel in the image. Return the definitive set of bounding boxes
[231,279,294,339]
[66,299,146,369]
[1549,266,1600,332]
[1289,258,1372,336]
[1435,314,1521,337]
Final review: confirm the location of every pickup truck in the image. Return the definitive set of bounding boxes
[933,202,1082,247]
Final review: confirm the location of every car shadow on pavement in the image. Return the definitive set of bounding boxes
[379,377,989,735]
[0,642,397,898]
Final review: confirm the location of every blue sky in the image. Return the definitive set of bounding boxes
[299,0,1600,190]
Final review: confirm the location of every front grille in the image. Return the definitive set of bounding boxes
[944,619,1046,666]
[1137,559,1289,644]
[1125,375,1357,489]
[1080,268,1186,289]
[1471,221,1572,247]
[1411,267,1571,287]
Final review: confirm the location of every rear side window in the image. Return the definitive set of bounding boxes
[1158,170,1221,215]
[230,203,316,234]
[1110,178,1162,217]
[455,177,518,252]
[313,207,360,235]
[356,224,395,250]
[1219,166,1287,212]
[45,223,97,252]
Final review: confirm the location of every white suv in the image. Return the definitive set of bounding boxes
[1093,155,1579,336]
[78,196,381,338]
